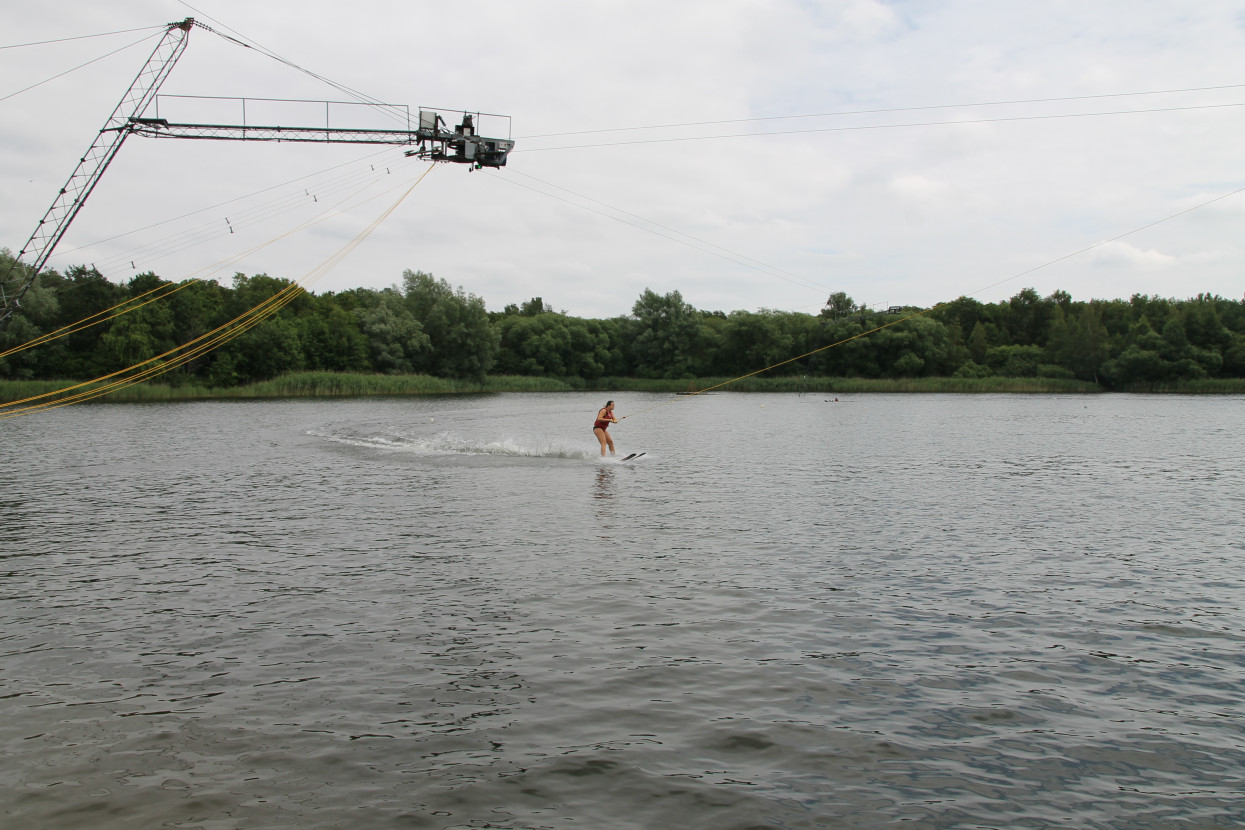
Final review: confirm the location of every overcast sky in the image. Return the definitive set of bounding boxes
[3,0,1244,319]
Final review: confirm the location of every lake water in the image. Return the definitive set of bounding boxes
[2,392,1243,829]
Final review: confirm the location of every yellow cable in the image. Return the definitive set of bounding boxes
[622,183,1245,421]
[0,278,197,359]
[1,283,302,413]
[1,165,434,418]
[15,165,434,413]
[1,158,422,360]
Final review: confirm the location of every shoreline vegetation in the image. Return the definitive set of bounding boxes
[5,256,1245,401]
[5,372,1244,405]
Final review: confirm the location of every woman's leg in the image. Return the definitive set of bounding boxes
[605,431,615,455]
[594,427,608,456]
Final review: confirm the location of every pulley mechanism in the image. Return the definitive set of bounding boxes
[407,109,514,169]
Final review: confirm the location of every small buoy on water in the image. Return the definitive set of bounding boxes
[430,417,435,422]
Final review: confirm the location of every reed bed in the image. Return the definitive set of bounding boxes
[1113,378,1245,394]
[8,372,1245,406]
[0,373,580,404]
[590,376,1105,394]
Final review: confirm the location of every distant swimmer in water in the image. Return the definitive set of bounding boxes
[593,400,621,456]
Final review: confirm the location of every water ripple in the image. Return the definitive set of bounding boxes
[2,394,1244,828]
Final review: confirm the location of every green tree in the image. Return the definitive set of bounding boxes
[0,256,60,379]
[209,314,305,385]
[985,345,1044,377]
[967,320,991,364]
[99,273,180,375]
[356,287,430,374]
[1158,316,1222,378]
[167,279,227,378]
[878,315,949,377]
[823,291,855,318]
[630,288,700,378]
[1129,294,1173,333]
[944,322,970,370]
[718,310,798,376]
[1098,313,1217,386]
[1182,299,1231,352]
[1100,345,1168,386]
[693,313,728,376]
[1005,287,1055,346]
[299,302,371,372]
[594,317,635,376]
[1049,289,1073,315]
[54,266,126,377]
[521,297,553,316]
[1222,334,1245,377]
[496,313,615,380]
[1045,305,1110,381]
[814,315,880,377]
[99,302,174,374]
[934,295,990,337]
[496,313,573,376]
[226,273,308,319]
[402,270,497,380]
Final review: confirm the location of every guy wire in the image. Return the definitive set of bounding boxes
[1,158,427,361]
[621,181,1245,421]
[0,165,434,418]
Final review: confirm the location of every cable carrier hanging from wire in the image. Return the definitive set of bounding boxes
[0,16,514,332]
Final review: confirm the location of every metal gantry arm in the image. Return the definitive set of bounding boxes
[1,18,198,330]
[127,106,514,168]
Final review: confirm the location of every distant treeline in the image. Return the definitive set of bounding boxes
[3,250,1244,390]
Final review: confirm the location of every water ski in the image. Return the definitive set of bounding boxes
[620,452,645,462]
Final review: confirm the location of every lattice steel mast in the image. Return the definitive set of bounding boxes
[1,19,198,331]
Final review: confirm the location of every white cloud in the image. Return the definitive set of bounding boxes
[1086,241,1178,269]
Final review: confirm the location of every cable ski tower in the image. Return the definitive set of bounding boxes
[1,18,513,331]
[128,101,513,169]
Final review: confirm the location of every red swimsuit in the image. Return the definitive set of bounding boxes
[594,411,613,430]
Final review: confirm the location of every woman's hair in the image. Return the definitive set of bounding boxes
[604,400,614,407]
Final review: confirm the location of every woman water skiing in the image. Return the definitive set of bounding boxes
[593,400,621,456]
